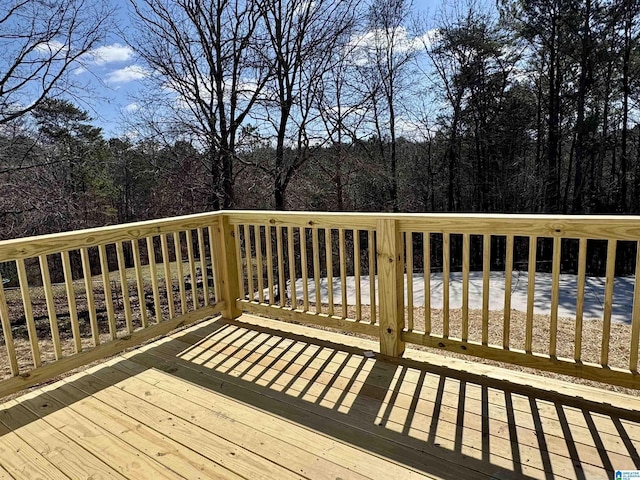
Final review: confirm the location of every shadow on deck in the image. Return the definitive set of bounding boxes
[1,314,639,479]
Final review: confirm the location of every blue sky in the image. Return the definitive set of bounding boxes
[71,0,436,139]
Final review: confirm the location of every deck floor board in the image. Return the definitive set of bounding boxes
[0,314,639,479]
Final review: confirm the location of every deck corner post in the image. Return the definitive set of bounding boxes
[376,218,405,357]
[213,213,242,319]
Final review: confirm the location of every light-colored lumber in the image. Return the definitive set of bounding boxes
[482,234,490,345]
[602,239,617,366]
[339,228,347,318]
[423,232,431,334]
[312,227,321,313]
[462,234,470,341]
[368,229,376,324]
[146,237,163,320]
[208,225,222,302]
[376,219,405,357]
[299,227,309,312]
[254,225,264,304]
[265,226,274,304]
[186,229,199,310]
[442,233,450,338]
[234,224,245,301]
[17,257,42,364]
[243,224,254,302]
[238,301,379,337]
[503,235,514,349]
[575,237,587,361]
[525,236,537,353]
[406,231,413,331]
[197,227,210,304]
[0,302,223,399]
[39,254,62,359]
[275,226,285,307]
[160,234,176,319]
[0,280,18,376]
[325,228,334,315]
[131,239,148,328]
[354,229,361,321]
[0,210,222,263]
[99,244,117,339]
[115,242,134,334]
[0,399,128,480]
[287,226,297,309]
[212,216,241,319]
[631,241,640,371]
[173,232,187,315]
[549,236,561,357]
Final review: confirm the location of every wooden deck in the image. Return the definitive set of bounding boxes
[0,314,639,479]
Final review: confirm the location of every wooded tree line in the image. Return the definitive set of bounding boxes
[3,0,640,245]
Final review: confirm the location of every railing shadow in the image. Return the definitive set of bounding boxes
[1,317,640,479]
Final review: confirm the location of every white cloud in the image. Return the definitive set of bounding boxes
[34,40,67,55]
[89,43,133,65]
[106,65,148,84]
[124,102,140,113]
[73,67,86,75]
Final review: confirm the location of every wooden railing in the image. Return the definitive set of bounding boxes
[0,212,228,397]
[1,210,640,395]
[229,211,640,389]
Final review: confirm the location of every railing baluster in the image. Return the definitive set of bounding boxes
[160,234,176,319]
[174,232,187,315]
[186,230,199,309]
[80,247,100,344]
[312,228,321,313]
[266,226,274,304]
[0,280,18,376]
[99,244,117,339]
[146,237,163,320]
[630,240,640,371]
[462,233,470,342]
[574,238,587,362]
[549,237,562,357]
[276,226,285,307]
[234,225,245,301]
[602,239,617,366]
[354,229,361,321]
[131,240,148,329]
[325,229,334,316]
[254,226,264,304]
[424,232,431,335]
[61,251,82,353]
[526,236,537,353]
[198,228,210,305]
[300,227,309,312]
[482,234,491,346]
[288,226,297,309]
[406,232,414,331]
[115,241,134,332]
[208,226,222,302]
[369,229,376,324]
[503,235,514,349]
[443,233,450,338]
[243,224,254,302]
[339,228,347,319]
[17,258,42,364]
[39,254,62,360]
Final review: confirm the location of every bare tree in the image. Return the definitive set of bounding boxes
[129,0,270,209]
[0,0,112,124]
[250,0,358,210]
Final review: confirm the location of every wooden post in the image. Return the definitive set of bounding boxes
[376,219,405,357]
[212,214,242,319]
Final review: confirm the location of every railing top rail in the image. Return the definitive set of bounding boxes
[223,210,640,240]
[0,211,222,262]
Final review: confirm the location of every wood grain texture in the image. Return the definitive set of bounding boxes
[99,243,117,339]
[160,234,176,319]
[503,235,514,349]
[0,281,18,376]
[17,257,42,364]
[0,302,224,399]
[376,219,405,357]
[40,254,62,359]
[575,238,587,361]
[214,216,242,319]
[114,242,133,335]
[173,232,187,315]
